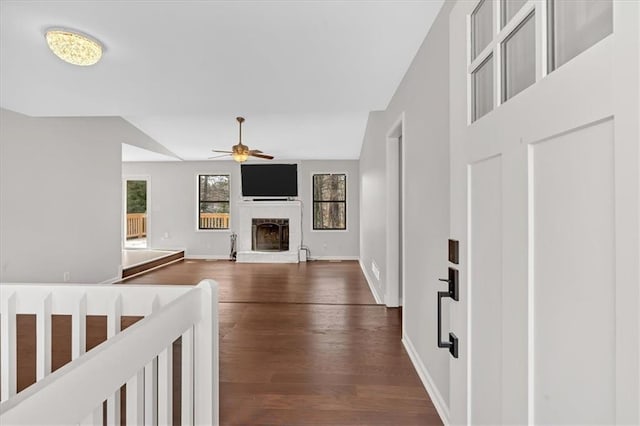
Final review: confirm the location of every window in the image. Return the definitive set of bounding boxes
[198,174,230,230]
[469,0,536,121]
[472,54,494,122]
[501,0,527,28]
[548,0,613,72]
[313,174,346,230]
[472,0,493,60]
[502,12,536,102]
[470,0,495,122]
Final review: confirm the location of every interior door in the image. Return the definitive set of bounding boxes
[448,1,638,424]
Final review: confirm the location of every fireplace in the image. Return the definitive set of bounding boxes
[252,218,290,252]
[237,201,301,263]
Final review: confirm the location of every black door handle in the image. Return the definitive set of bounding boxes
[437,267,459,358]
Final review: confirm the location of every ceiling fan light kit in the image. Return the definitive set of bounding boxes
[211,116,275,163]
[45,29,103,66]
[232,148,249,163]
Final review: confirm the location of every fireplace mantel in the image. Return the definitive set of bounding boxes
[236,201,301,263]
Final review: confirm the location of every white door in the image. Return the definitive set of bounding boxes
[448,1,639,424]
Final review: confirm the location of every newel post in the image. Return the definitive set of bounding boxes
[193,279,219,425]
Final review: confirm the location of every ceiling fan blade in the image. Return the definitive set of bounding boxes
[249,152,274,160]
[208,154,232,159]
[211,149,233,153]
[248,149,263,154]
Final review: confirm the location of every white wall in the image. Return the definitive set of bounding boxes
[122,159,359,259]
[359,1,454,416]
[0,109,123,283]
[359,111,387,300]
[299,160,359,259]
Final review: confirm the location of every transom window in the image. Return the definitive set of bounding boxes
[472,54,494,122]
[501,0,527,29]
[471,0,493,60]
[469,0,613,123]
[502,11,536,102]
[547,0,613,72]
[198,174,230,230]
[313,174,346,230]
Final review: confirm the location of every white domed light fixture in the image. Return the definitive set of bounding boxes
[45,29,103,66]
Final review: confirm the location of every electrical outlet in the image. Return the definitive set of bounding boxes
[63,272,70,282]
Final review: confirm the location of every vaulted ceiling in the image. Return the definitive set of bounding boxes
[0,0,444,161]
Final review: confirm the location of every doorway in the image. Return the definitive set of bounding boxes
[124,178,148,249]
[385,115,405,307]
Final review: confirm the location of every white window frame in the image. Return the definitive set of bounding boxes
[500,10,537,103]
[195,173,231,232]
[545,0,613,73]
[467,0,547,124]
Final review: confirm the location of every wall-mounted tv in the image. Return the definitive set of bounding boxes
[241,164,298,197]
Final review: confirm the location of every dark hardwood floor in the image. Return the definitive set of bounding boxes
[14,260,442,425]
[125,259,443,425]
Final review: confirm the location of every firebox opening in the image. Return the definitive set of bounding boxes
[252,218,290,252]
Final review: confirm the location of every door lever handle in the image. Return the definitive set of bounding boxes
[439,268,458,300]
[437,267,459,358]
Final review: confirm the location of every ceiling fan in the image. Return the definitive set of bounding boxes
[210,116,274,163]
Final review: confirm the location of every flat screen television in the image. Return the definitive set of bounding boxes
[241,164,298,197]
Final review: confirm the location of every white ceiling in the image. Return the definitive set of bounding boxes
[122,143,180,162]
[0,0,444,161]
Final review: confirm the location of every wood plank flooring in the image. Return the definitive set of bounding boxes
[13,260,442,425]
[125,260,443,425]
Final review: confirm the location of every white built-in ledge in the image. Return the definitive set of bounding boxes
[236,200,301,263]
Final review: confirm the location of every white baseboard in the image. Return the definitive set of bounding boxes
[185,254,231,260]
[402,334,450,425]
[310,255,359,261]
[358,259,383,304]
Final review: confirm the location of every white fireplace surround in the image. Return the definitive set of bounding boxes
[236,200,302,263]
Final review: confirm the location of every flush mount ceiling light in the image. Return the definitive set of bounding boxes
[45,29,103,66]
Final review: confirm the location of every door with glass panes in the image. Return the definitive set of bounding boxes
[448,1,639,424]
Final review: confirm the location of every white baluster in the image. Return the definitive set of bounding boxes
[106,294,122,426]
[181,328,194,425]
[72,293,87,360]
[194,280,218,425]
[1,292,17,402]
[126,369,145,425]
[36,292,52,380]
[145,296,160,426]
[144,358,158,426]
[79,405,103,426]
[157,345,173,425]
